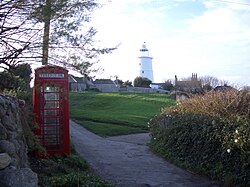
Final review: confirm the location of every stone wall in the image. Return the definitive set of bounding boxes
[95,84,120,92]
[120,87,169,94]
[0,94,38,187]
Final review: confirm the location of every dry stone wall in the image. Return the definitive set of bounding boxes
[0,94,38,187]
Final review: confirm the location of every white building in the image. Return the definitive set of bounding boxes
[138,42,154,82]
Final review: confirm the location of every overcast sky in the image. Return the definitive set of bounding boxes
[89,0,250,87]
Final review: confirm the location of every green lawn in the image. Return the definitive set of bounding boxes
[70,91,175,136]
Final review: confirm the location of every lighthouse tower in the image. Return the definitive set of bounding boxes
[138,42,154,82]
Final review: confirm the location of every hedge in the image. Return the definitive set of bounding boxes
[149,90,250,186]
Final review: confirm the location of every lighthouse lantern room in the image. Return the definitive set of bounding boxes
[138,42,154,82]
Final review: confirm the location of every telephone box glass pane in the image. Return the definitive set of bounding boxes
[40,84,64,149]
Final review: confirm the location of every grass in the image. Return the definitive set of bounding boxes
[70,91,175,136]
[29,142,114,187]
[75,120,147,136]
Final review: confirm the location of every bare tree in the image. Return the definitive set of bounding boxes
[199,76,219,88]
[0,0,117,77]
[0,0,41,71]
[199,75,230,89]
[241,86,250,91]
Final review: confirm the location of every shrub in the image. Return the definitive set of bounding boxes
[133,76,152,88]
[163,90,249,118]
[149,90,250,186]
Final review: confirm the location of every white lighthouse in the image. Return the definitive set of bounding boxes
[138,42,154,82]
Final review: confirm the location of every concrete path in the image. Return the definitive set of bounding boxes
[70,120,221,187]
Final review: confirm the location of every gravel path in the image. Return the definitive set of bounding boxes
[70,120,221,187]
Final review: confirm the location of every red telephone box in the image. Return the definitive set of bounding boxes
[33,65,70,156]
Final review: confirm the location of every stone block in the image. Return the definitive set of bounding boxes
[0,140,16,156]
[11,139,28,168]
[2,115,17,131]
[10,101,17,113]
[6,131,18,141]
[0,153,11,169]
[0,123,7,140]
[0,95,7,117]
[0,95,38,187]
[0,167,38,187]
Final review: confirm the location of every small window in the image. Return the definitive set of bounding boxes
[142,71,144,73]
[139,63,141,66]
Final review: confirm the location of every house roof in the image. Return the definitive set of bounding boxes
[151,83,164,86]
[93,79,115,84]
[175,80,201,88]
[213,85,236,92]
[69,75,87,83]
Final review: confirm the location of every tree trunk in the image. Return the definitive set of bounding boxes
[42,0,52,65]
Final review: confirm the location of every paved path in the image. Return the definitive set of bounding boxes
[70,120,221,187]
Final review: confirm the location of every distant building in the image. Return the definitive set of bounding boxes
[150,83,164,89]
[69,75,87,91]
[138,42,154,82]
[93,79,120,92]
[213,85,236,92]
[69,76,120,92]
[175,73,202,93]
[69,75,95,91]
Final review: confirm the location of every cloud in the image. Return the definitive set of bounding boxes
[89,0,250,86]
[185,6,250,74]
[203,0,250,10]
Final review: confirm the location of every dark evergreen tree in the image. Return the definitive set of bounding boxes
[161,80,174,91]
[12,63,32,87]
[28,0,117,75]
[123,80,133,87]
[0,63,32,91]
[134,77,152,88]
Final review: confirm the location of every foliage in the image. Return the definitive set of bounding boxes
[177,75,232,91]
[0,63,32,102]
[149,90,250,186]
[115,78,123,86]
[198,75,220,89]
[202,83,213,91]
[199,75,230,89]
[161,80,174,91]
[1,0,117,76]
[21,103,43,153]
[30,0,117,74]
[163,90,249,118]
[30,151,114,187]
[242,86,250,91]
[0,0,33,70]
[133,76,152,88]
[70,91,175,136]
[44,172,113,187]
[122,80,133,87]
[12,63,32,87]
[0,72,19,91]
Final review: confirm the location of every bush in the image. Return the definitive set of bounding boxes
[149,90,250,186]
[133,76,152,88]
